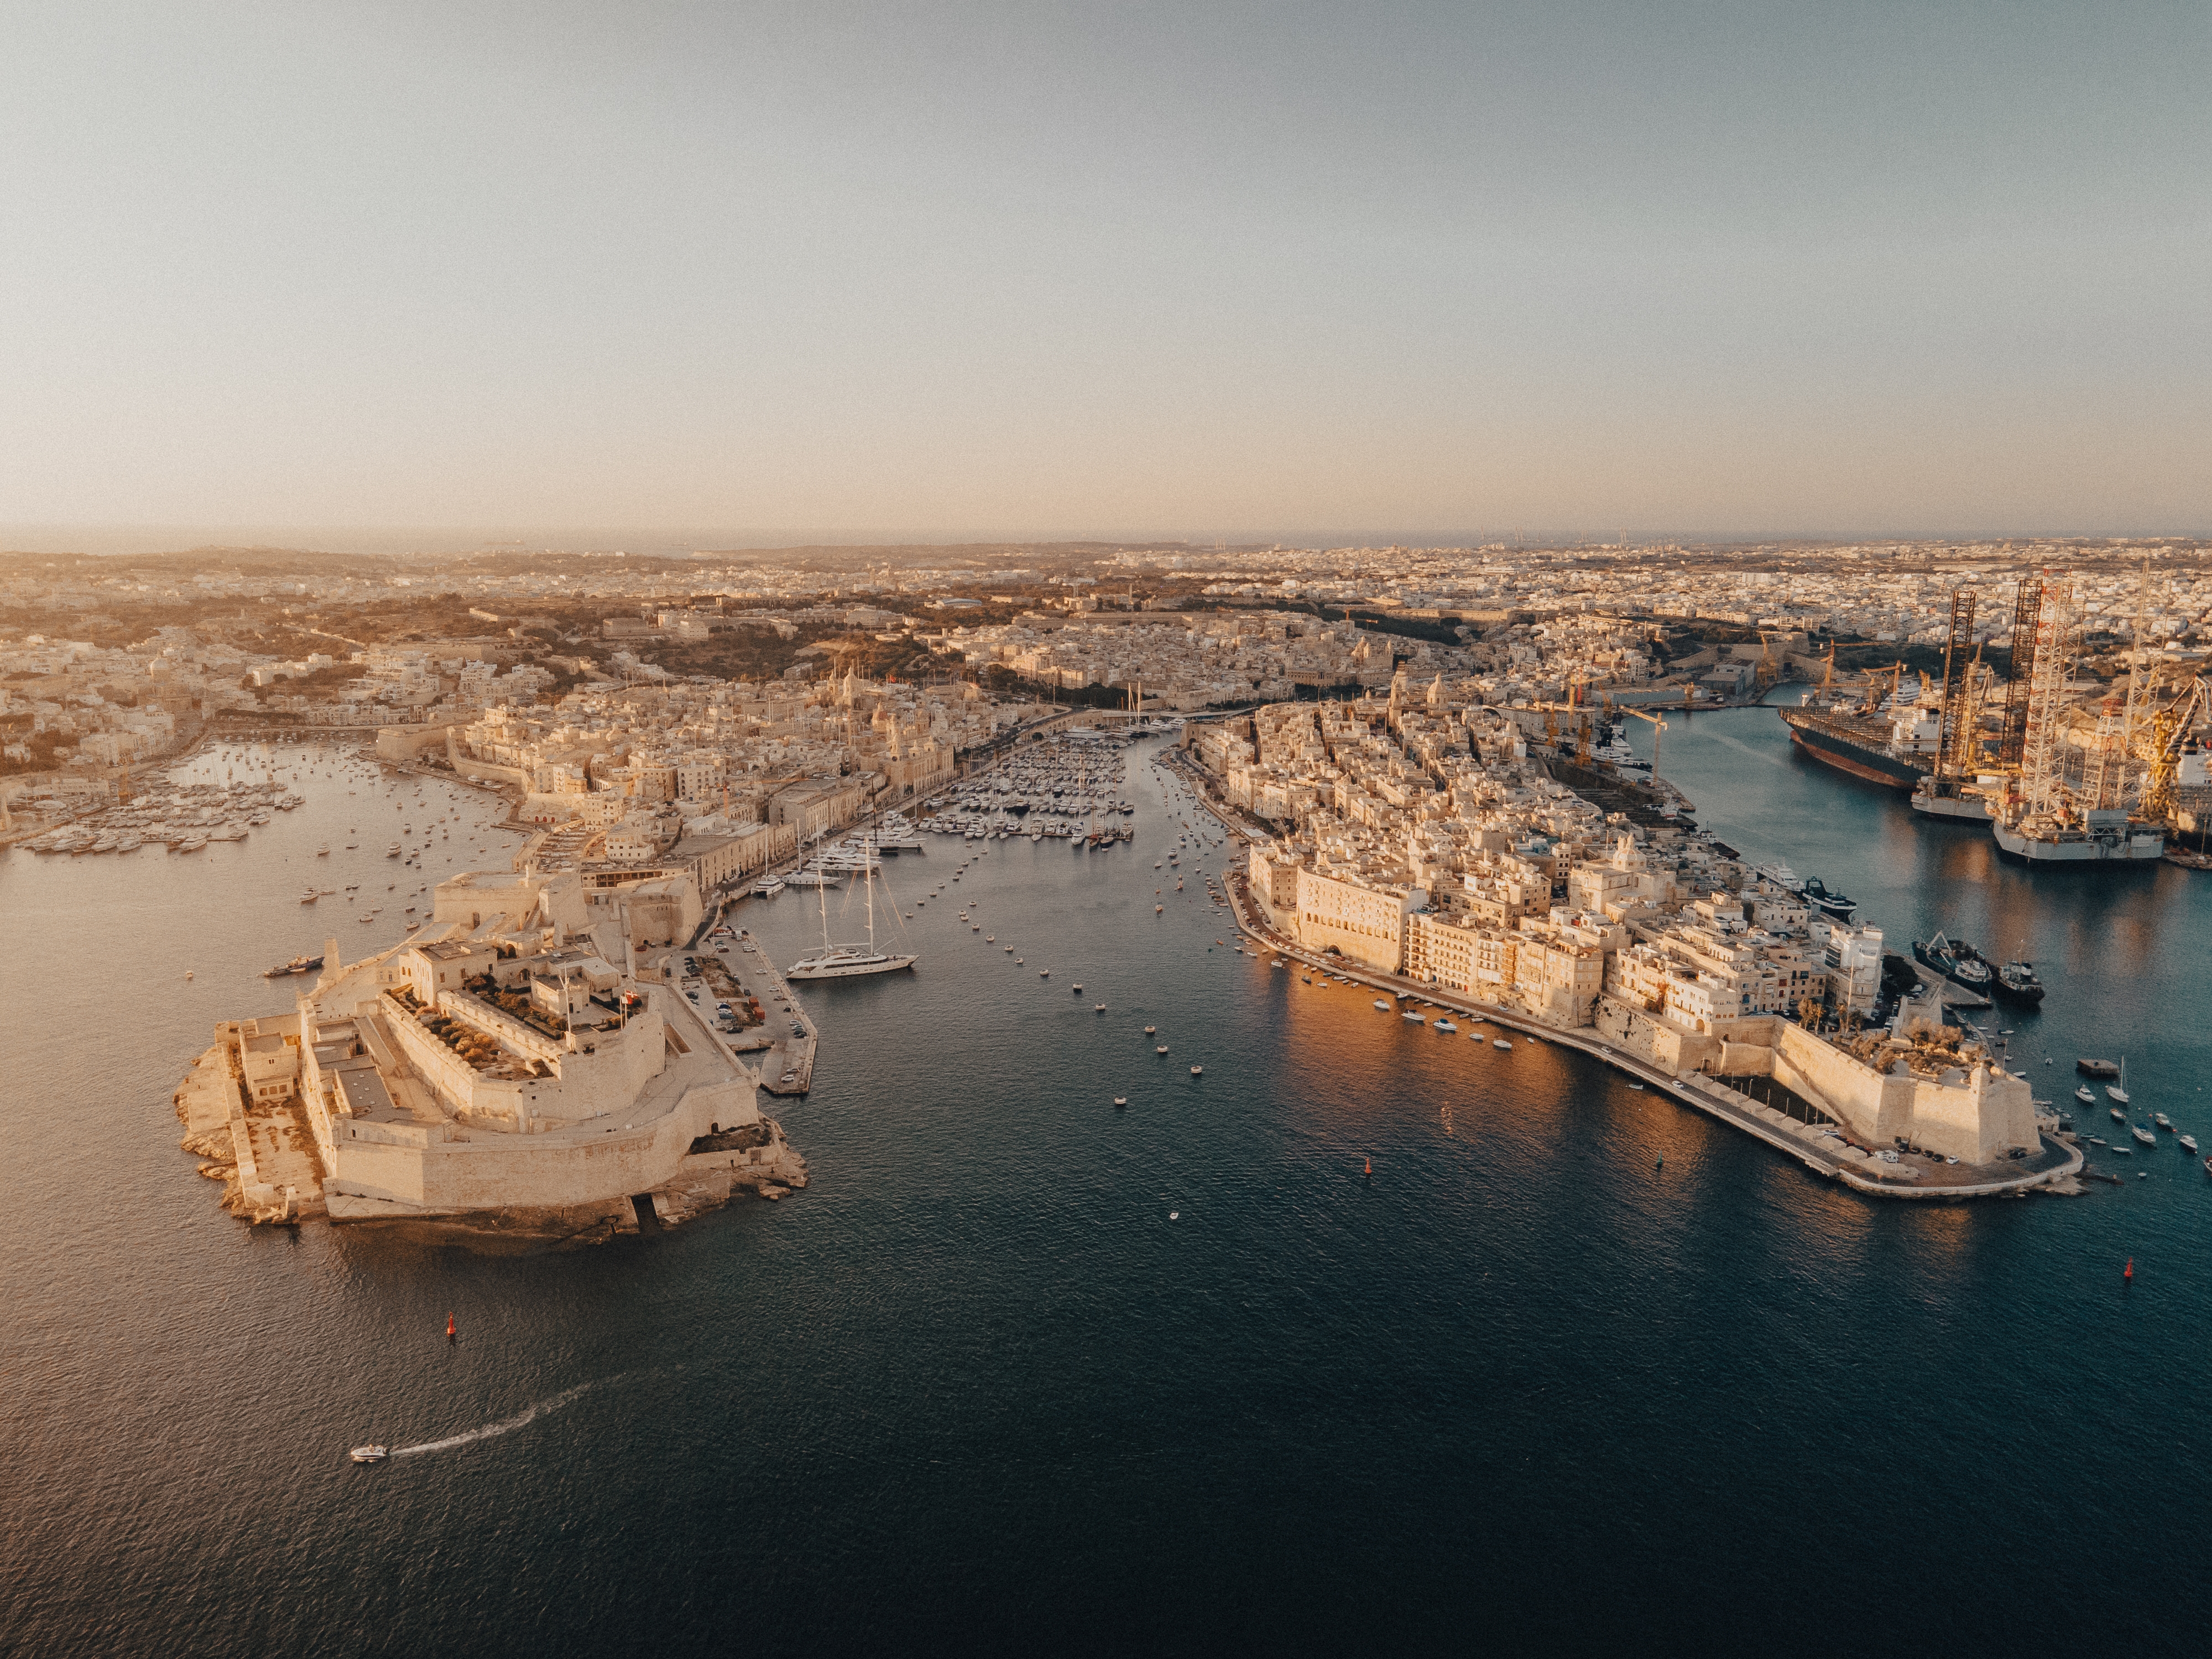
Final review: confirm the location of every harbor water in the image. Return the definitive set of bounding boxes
[1,728,2206,1657]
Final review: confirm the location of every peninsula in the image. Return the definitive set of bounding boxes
[175,865,806,1238]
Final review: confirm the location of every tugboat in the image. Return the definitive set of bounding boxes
[1798,877,1858,921]
[1991,957,2046,1006]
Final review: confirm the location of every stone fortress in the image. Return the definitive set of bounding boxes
[175,866,802,1236]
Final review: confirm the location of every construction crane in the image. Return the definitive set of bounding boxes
[1754,630,1782,692]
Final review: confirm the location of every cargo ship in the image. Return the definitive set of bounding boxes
[1776,701,1937,791]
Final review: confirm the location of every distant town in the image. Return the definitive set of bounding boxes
[8,535,2208,823]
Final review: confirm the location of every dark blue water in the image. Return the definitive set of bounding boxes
[3,729,2205,1657]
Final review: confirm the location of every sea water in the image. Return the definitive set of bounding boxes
[1,731,2204,1656]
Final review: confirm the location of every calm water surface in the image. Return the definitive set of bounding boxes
[1,727,2204,1657]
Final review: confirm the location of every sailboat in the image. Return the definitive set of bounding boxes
[787,834,919,980]
[2106,1058,2131,1107]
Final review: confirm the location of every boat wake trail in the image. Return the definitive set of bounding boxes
[393,1379,602,1458]
[1708,731,1784,767]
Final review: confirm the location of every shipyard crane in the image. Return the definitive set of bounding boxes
[1532,697,1598,766]
[2138,675,2208,827]
[1754,631,1783,692]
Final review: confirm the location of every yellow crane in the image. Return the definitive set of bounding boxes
[2138,675,2207,826]
[1754,630,1782,692]
[1534,696,1597,765]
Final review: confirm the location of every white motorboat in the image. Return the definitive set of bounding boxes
[752,877,786,896]
[1493,1039,1512,1050]
[349,1444,389,1464]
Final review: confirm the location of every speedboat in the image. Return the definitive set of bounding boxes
[2131,1124,2157,1146]
[2074,1086,2096,1105]
[2153,1112,2173,1131]
[1493,1039,1512,1051]
[2180,1134,2199,1154]
[350,1445,389,1464]
[1402,1011,1425,1022]
[1373,999,1390,1011]
[1433,1019,1458,1034]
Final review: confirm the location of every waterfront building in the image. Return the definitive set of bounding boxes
[1196,691,2042,1168]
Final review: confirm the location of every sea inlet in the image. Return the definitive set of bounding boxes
[1,727,2207,1657]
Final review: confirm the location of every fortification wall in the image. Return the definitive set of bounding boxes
[1767,1022,2036,1163]
[328,1077,757,1215]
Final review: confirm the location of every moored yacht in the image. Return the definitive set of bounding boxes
[787,845,916,979]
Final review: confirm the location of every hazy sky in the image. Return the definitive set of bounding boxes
[4,1,2209,543]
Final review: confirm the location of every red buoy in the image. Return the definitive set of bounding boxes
[446,1312,457,1340]
[2124,1259,2135,1282]
[1364,1156,1371,1177]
